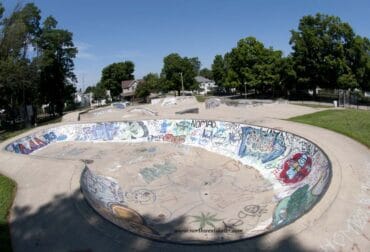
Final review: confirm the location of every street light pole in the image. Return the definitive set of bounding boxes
[180,72,184,96]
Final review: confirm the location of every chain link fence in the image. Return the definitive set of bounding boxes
[288,89,370,110]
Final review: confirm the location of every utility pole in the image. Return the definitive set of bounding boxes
[180,72,184,96]
[244,82,247,99]
[81,73,85,92]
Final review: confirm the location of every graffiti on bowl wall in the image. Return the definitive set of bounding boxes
[6,119,331,243]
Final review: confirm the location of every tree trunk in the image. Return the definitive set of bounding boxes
[313,86,317,100]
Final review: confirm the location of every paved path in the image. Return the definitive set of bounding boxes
[0,101,369,251]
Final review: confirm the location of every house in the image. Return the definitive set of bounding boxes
[121,80,142,100]
[74,91,91,107]
[195,76,216,95]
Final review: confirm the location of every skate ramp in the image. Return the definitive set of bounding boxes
[5,119,331,244]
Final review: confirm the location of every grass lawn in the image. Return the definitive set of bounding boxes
[195,95,206,102]
[0,175,16,252]
[289,109,370,148]
[290,103,334,109]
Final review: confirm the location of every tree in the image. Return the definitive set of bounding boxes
[189,57,201,75]
[225,37,283,96]
[135,73,162,100]
[345,36,370,91]
[161,53,199,95]
[0,58,38,110]
[0,2,77,125]
[92,82,107,101]
[84,86,95,94]
[199,68,213,80]
[0,3,41,61]
[156,77,173,94]
[290,13,369,93]
[279,56,297,97]
[256,48,284,96]
[212,55,226,89]
[100,61,134,98]
[0,3,4,20]
[0,3,41,124]
[37,16,77,115]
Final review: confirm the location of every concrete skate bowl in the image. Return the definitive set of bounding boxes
[5,120,331,244]
[79,107,158,121]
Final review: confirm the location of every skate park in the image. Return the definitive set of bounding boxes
[0,97,369,251]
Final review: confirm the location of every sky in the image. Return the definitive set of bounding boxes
[1,0,370,91]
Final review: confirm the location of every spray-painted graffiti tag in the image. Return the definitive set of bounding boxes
[278,153,312,184]
[5,119,331,243]
[139,161,177,183]
[238,127,286,163]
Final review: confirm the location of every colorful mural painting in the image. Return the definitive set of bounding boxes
[238,127,286,163]
[5,119,331,243]
[278,153,312,184]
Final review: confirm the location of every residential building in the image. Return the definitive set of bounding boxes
[195,76,216,95]
[74,91,91,107]
[121,80,142,100]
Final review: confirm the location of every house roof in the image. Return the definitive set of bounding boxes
[122,79,144,89]
[195,76,213,83]
[122,80,136,89]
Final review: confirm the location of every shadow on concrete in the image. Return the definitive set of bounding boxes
[0,222,12,252]
[9,189,313,252]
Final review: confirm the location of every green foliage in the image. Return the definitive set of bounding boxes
[0,3,4,19]
[0,3,41,60]
[90,82,107,100]
[143,73,160,92]
[224,69,240,89]
[212,54,226,88]
[100,61,134,98]
[220,37,284,95]
[135,73,160,99]
[199,68,213,80]
[37,15,77,115]
[84,86,94,94]
[0,3,42,112]
[189,57,201,75]
[208,13,369,97]
[346,36,370,91]
[0,3,77,120]
[134,82,150,100]
[0,175,16,252]
[289,109,370,148]
[337,73,358,89]
[290,13,370,92]
[279,56,297,95]
[161,53,200,95]
[157,77,173,93]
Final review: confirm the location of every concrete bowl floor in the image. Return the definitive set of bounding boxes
[35,142,275,243]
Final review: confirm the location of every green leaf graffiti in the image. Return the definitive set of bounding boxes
[191,212,223,229]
